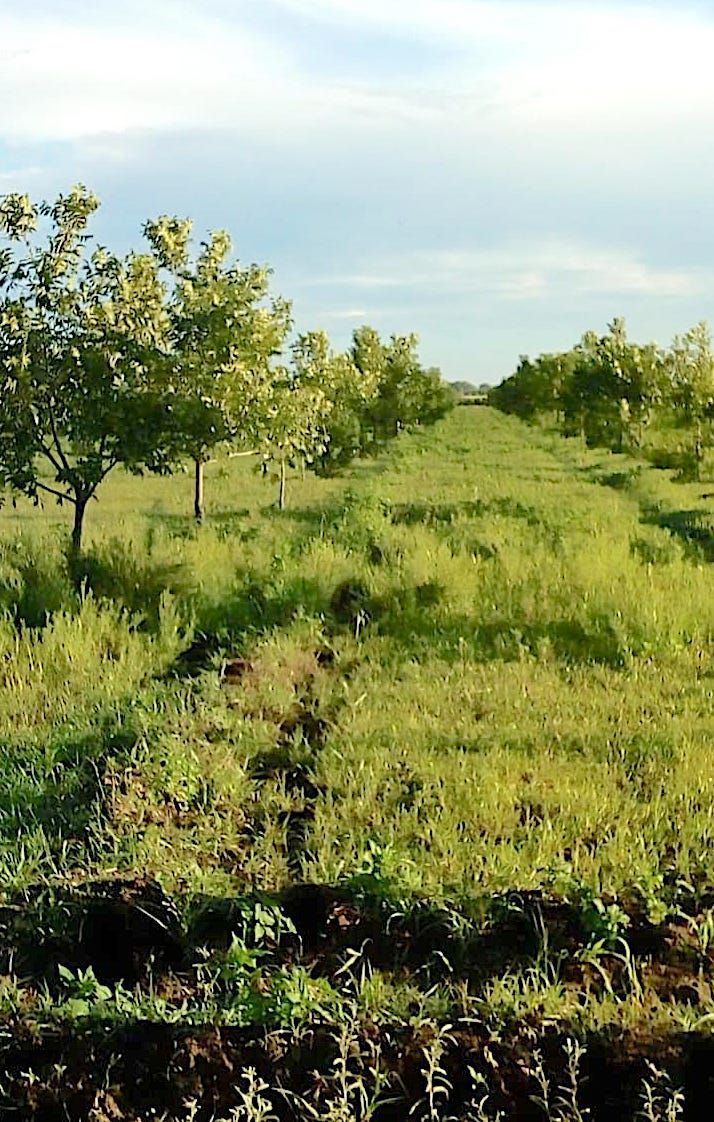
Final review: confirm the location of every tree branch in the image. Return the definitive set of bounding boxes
[46,394,73,479]
[205,449,259,465]
[35,479,74,504]
[36,437,65,476]
[95,456,118,489]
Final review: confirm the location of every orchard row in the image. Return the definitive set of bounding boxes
[0,186,453,550]
[491,316,714,473]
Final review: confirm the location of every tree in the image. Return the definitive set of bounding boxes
[366,333,422,442]
[258,331,336,510]
[590,319,664,450]
[492,347,583,427]
[415,366,457,425]
[352,328,453,451]
[668,322,714,478]
[143,217,290,522]
[0,186,176,553]
[346,325,388,456]
[560,328,617,443]
[255,331,356,508]
[316,330,380,473]
[555,320,663,450]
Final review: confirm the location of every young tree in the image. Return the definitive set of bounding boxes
[0,186,176,552]
[560,328,616,443]
[365,333,423,442]
[352,328,453,451]
[668,322,714,478]
[411,365,456,426]
[316,330,380,473]
[255,331,356,508]
[143,217,290,522]
[558,320,663,450]
[593,319,664,450]
[345,325,388,456]
[492,349,580,427]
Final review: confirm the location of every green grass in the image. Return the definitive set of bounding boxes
[4,407,714,1116]
[4,406,714,906]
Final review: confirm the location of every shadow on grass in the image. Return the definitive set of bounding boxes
[389,497,543,528]
[589,466,642,491]
[0,875,680,1001]
[367,590,642,668]
[0,542,76,627]
[70,544,191,629]
[146,509,253,541]
[179,568,645,679]
[642,506,714,562]
[0,717,140,871]
[180,576,331,664]
[0,878,583,991]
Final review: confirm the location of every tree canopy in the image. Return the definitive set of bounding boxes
[489,317,712,469]
[143,216,291,520]
[0,186,178,551]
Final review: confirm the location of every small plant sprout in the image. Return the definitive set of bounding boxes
[638,1063,684,1122]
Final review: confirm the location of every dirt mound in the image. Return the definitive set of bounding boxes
[2,879,184,986]
[4,1020,711,1121]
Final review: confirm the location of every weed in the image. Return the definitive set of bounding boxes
[532,1039,590,1122]
[638,1063,684,1122]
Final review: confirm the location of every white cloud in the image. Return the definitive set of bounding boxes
[0,1,452,143]
[2,0,713,383]
[0,3,308,142]
[322,307,369,319]
[316,242,706,300]
[0,166,44,185]
[2,1,714,144]
[271,0,714,129]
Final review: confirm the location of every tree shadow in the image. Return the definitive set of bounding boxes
[0,716,140,874]
[0,542,76,627]
[641,506,714,562]
[70,541,192,627]
[389,497,542,528]
[146,509,255,542]
[0,877,582,992]
[188,575,332,657]
[363,583,638,668]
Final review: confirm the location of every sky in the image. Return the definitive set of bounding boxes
[2,0,714,383]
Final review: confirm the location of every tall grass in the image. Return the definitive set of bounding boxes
[6,409,714,1113]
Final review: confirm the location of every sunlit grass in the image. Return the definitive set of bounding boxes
[3,406,714,1065]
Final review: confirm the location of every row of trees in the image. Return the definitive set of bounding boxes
[0,186,453,550]
[490,318,714,474]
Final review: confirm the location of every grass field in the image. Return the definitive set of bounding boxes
[4,407,714,1119]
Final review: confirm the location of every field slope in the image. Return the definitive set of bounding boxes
[3,407,714,1119]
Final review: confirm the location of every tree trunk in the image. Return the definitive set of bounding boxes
[71,498,87,555]
[690,418,704,481]
[278,458,286,510]
[194,458,205,523]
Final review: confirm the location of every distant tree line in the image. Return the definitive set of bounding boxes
[0,186,454,550]
[450,380,492,400]
[490,317,714,476]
